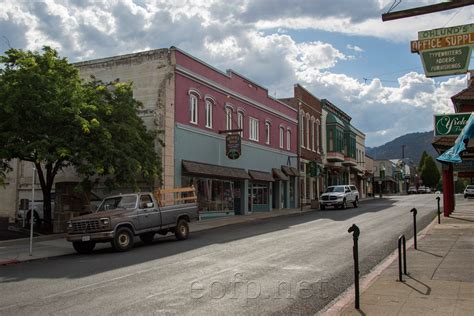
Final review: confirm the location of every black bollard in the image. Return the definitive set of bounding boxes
[398,235,407,282]
[410,208,417,250]
[436,196,441,224]
[348,224,360,310]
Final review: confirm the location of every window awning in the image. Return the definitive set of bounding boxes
[248,170,275,182]
[182,160,250,180]
[281,165,300,177]
[272,168,289,181]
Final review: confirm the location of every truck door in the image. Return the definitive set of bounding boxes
[138,194,161,230]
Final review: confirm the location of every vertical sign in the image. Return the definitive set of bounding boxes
[226,134,241,160]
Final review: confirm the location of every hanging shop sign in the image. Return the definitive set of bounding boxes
[434,113,471,137]
[226,134,241,160]
[410,23,474,78]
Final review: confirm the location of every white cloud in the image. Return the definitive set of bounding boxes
[0,0,471,148]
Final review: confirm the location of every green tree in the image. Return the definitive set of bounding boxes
[420,155,440,188]
[0,47,161,230]
[0,160,11,186]
[419,151,428,170]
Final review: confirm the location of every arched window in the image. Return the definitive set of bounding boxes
[189,94,198,124]
[249,117,259,141]
[300,111,305,148]
[205,99,213,128]
[226,107,232,130]
[306,114,310,150]
[316,120,321,152]
[265,121,271,144]
[311,117,315,151]
[279,126,285,149]
[237,111,244,137]
[286,129,291,151]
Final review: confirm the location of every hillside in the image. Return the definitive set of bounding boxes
[366,131,438,165]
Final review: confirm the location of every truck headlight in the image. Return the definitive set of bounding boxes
[100,218,110,226]
[67,221,72,229]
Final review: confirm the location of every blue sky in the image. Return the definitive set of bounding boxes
[1,0,473,147]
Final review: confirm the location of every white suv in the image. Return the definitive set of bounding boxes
[465,185,474,199]
[320,185,360,210]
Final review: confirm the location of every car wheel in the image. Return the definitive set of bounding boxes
[341,199,347,210]
[72,241,96,254]
[320,204,326,211]
[112,227,134,252]
[175,219,189,241]
[353,198,359,208]
[26,211,41,226]
[139,232,155,244]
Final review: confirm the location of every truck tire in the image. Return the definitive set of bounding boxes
[72,241,96,254]
[320,204,325,211]
[353,198,359,208]
[112,227,134,252]
[139,232,155,244]
[341,199,347,210]
[26,211,41,226]
[175,219,189,241]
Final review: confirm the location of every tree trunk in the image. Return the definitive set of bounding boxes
[35,162,57,233]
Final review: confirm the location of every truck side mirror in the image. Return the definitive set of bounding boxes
[146,202,154,208]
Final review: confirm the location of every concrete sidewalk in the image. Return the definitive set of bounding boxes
[335,198,474,316]
[0,205,319,265]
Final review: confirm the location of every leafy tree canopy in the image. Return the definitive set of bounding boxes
[420,154,440,188]
[0,47,161,229]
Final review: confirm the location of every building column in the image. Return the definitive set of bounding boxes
[442,163,454,217]
[242,179,249,215]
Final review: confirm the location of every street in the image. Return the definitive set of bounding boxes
[0,195,438,315]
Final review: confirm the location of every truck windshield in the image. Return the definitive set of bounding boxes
[326,187,344,193]
[98,196,137,212]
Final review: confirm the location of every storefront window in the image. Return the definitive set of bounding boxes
[182,176,234,212]
[249,183,269,205]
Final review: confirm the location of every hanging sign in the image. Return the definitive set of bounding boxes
[434,113,471,137]
[226,134,241,160]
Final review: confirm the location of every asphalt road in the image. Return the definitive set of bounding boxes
[0,195,438,315]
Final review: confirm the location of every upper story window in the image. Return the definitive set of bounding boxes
[265,121,271,145]
[249,117,259,141]
[311,117,315,152]
[226,107,232,130]
[316,120,321,153]
[300,112,305,148]
[306,115,310,150]
[329,130,334,151]
[237,111,244,137]
[205,99,213,128]
[190,94,198,124]
[286,129,291,151]
[279,126,285,149]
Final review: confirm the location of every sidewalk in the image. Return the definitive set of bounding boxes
[0,205,318,265]
[335,198,474,316]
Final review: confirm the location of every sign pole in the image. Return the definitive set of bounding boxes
[29,164,36,256]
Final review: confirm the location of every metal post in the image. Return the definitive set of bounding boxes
[29,164,36,256]
[398,234,407,282]
[436,196,441,224]
[410,208,417,250]
[348,224,360,310]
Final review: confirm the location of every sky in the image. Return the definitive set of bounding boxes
[1,0,473,147]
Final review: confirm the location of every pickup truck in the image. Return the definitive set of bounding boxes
[66,191,198,253]
[320,185,359,210]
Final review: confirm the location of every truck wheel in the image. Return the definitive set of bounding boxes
[139,232,155,244]
[353,198,359,208]
[72,241,96,254]
[26,211,41,226]
[320,204,325,211]
[175,219,189,241]
[112,227,134,252]
[341,199,347,210]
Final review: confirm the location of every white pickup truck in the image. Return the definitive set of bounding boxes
[320,185,360,210]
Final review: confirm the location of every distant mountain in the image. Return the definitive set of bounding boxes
[366,131,438,165]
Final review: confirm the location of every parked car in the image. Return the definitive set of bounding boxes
[17,201,56,226]
[464,185,474,198]
[418,186,431,194]
[320,185,359,210]
[66,191,198,253]
[408,186,417,194]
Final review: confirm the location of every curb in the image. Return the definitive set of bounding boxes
[0,259,20,266]
[320,214,439,315]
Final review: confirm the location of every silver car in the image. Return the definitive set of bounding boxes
[464,185,474,198]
